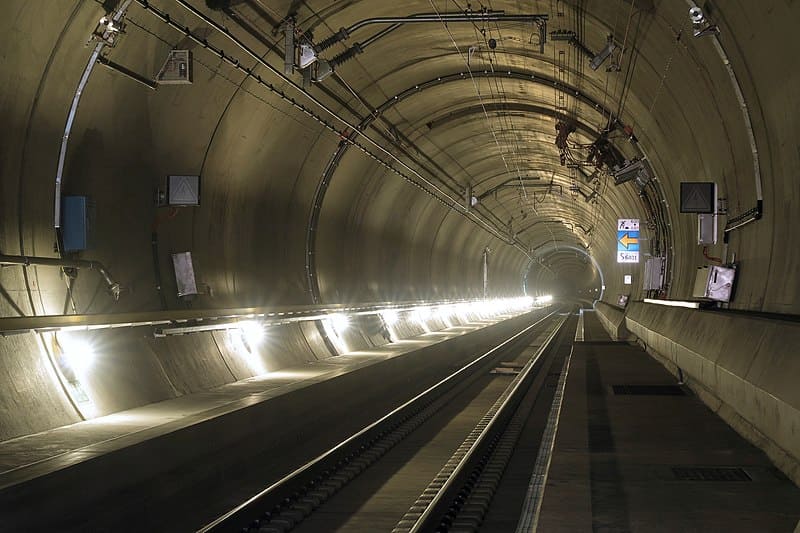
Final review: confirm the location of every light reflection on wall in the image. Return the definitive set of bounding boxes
[53,331,99,419]
[322,314,350,353]
[235,320,268,375]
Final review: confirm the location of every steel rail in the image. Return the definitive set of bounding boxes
[197,307,558,532]
[398,313,567,532]
[515,344,574,533]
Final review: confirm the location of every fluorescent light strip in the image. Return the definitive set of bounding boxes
[643,298,700,309]
[7,297,542,337]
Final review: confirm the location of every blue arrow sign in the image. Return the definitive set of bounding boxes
[617,230,640,252]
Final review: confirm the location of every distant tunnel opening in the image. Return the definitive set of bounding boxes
[523,244,605,304]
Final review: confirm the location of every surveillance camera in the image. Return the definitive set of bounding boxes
[689,7,705,24]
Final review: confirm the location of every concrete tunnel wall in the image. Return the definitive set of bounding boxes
[594,301,800,485]
[0,304,498,442]
[0,0,799,471]
[1,2,532,319]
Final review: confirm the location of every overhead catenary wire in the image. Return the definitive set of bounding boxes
[135,0,528,253]
[609,0,637,127]
[316,18,491,220]
[481,0,586,250]
[427,0,536,214]
[599,0,637,133]
[467,18,530,223]
[430,0,573,255]
[126,15,324,135]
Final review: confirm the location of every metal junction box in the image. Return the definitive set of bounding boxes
[692,265,736,302]
[172,252,199,297]
[61,196,94,252]
[643,257,664,290]
[158,50,192,84]
[698,213,717,245]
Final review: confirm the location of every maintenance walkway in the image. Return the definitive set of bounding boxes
[537,310,800,532]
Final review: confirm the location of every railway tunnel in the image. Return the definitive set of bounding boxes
[1,0,799,531]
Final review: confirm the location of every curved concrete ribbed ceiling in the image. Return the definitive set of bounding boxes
[1,0,795,316]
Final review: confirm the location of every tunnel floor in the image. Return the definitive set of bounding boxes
[0,311,798,531]
[538,311,800,532]
[0,321,498,491]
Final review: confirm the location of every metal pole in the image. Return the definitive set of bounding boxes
[483,247,490,299]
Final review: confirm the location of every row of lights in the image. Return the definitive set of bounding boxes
[52,296,553,376]
[381,296,546,327]
[48,296,553,420]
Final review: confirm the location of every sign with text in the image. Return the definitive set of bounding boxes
[617,219,640,263]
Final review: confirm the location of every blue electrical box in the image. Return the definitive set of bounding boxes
[62,196,92,252]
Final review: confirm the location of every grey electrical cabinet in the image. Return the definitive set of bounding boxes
[172,252,199,297]
[692,265,736,302]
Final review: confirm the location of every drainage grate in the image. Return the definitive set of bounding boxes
[672,467,752,482]
[612,384,686,396]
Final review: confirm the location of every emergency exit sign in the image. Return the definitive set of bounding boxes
[617,219,640,263]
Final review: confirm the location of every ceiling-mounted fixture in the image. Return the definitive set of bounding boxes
[301,11,549,83]
[570,184,599,203]
[590,36,617,70]
[689,7,720,37]
[92,15,124,46]
[611,158,652,186]
[157,50,193,85]
[556,124,626,175]
[586,133,625,170]
[550,30,619,71]
[464,184,479,210]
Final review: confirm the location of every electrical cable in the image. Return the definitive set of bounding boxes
[428,0,534,214]
[703,246,723,264]
[136,0,526,251]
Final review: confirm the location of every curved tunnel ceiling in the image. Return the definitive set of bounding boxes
[1,0,796,317]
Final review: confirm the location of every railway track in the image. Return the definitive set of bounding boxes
[199,308,576,533]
